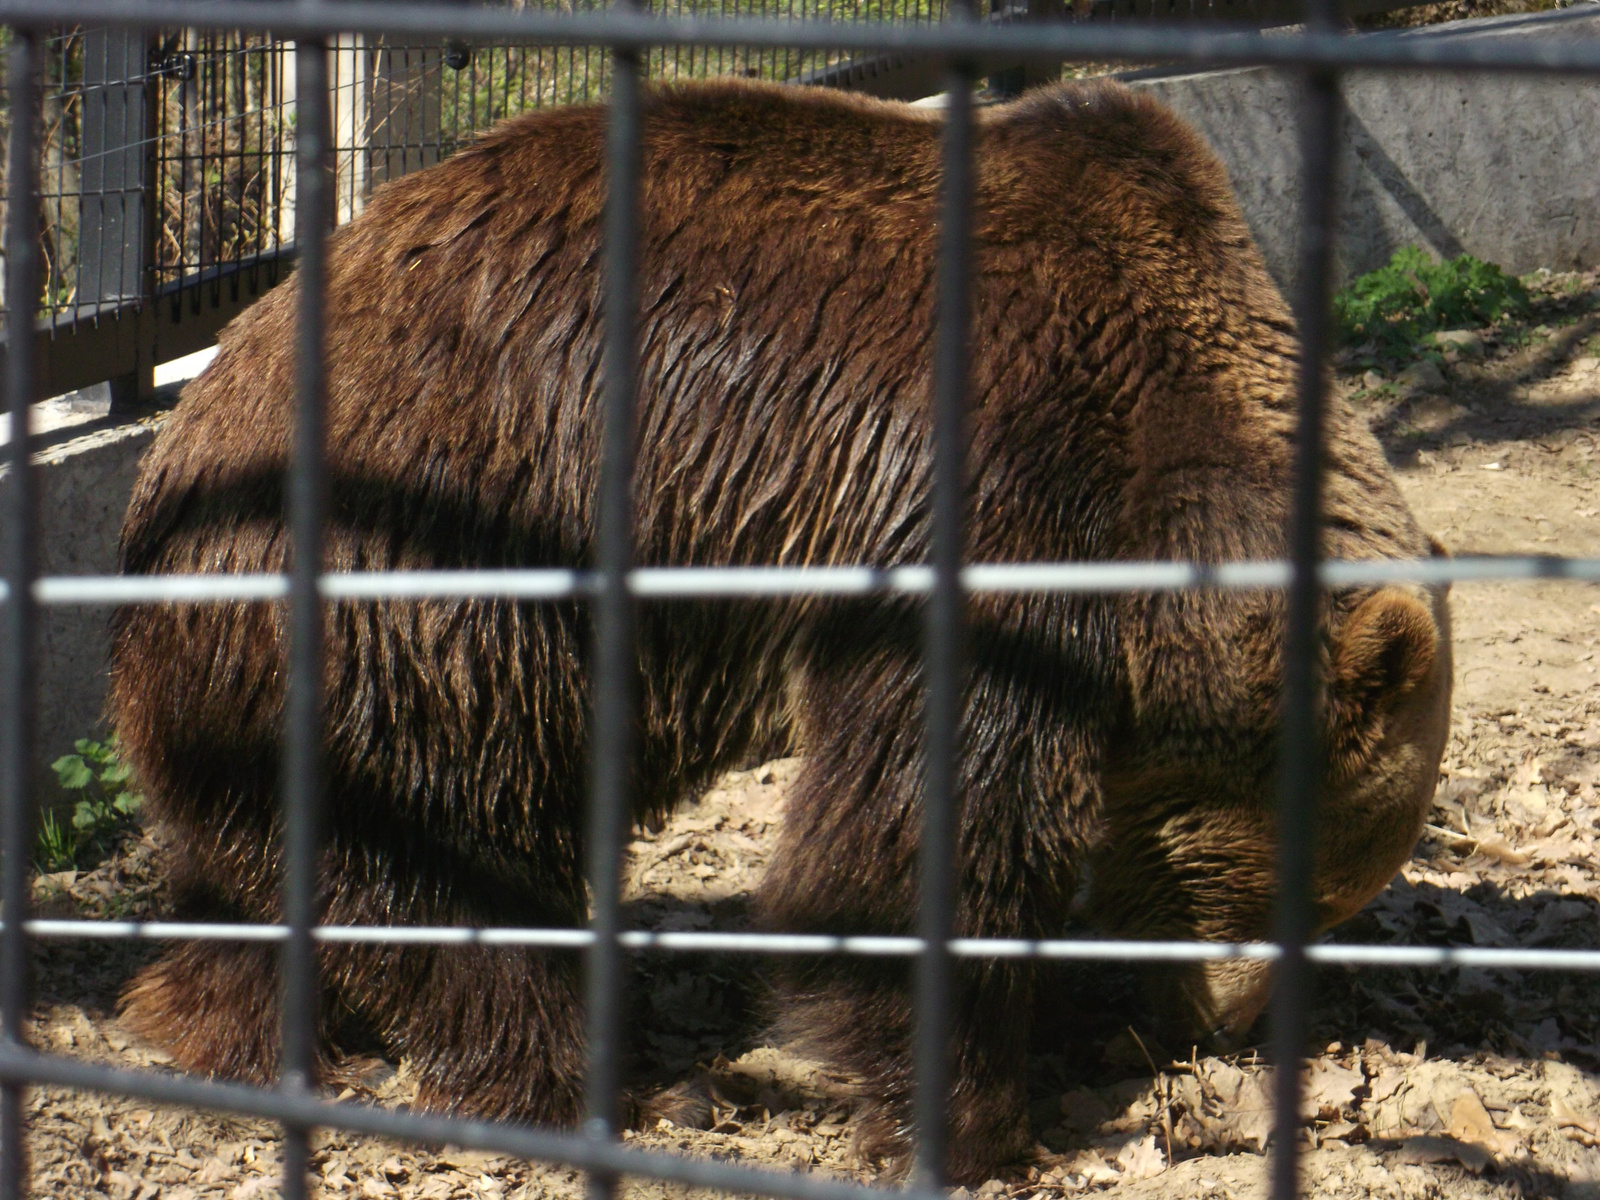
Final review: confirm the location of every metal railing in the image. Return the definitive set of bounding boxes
[0,5,1598,1200]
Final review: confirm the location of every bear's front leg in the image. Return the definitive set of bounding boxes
[768,954,1036,1182]
[763,613,1101,1179]
[758,729,1048,1179]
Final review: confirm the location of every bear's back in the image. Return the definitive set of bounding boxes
[124,78,1333,585]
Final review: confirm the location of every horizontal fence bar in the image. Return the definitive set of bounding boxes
[3,556,1597,607]
[12,921,1600,971]
[0,1045,904,1200]
[2,2,1600,75]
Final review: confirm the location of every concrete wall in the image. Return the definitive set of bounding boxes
[0,417,161,809]
[1127,7,1600,293]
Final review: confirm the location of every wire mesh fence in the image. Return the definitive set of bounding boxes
[1,2,1599,1200]
[0,0,1448,405]
[14,1,966,388]
[13,29,289,329]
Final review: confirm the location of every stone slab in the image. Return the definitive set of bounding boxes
[0,415,162,811]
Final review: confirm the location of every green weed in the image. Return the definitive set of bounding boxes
[44,736,144,868]
[33,810,76,874]
[1334,246,1529,353]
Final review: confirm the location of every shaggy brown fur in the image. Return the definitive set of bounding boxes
[109,78,1451,1182]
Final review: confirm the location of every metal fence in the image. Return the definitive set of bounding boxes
[2,0,1443,408]
[2,3,1600,1200]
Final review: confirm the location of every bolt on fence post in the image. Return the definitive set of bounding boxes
[915,34,975,1196]
[1270,5,1343,1199]
[585,25,642,1200]
[279,35,334,1200]
[1,28,40,1200]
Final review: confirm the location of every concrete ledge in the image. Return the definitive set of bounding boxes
[0,413,164,809]
[1126,7,1600,292]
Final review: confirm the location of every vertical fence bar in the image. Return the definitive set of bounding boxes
[1269,5,1343,1199]
[79,26,155,407]
[138,35,163,401]
[279,36,333,1200]
[584,24,642,1200]
[914,38,975,1197]
[0,30,40,1200]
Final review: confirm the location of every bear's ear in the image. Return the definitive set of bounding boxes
[1324,587,1440,773]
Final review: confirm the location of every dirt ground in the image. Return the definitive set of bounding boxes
[16,267,1600,1198]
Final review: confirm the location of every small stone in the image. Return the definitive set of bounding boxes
[1432,329,1485,358]
[1362,369,1386,391]
[1575,356,1600,374]
[1395,359,1447,395]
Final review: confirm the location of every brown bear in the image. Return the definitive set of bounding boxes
[108,77,1451,1182]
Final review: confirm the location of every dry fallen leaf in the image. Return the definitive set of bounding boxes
[1196,1062,1276,1152]
[1466,832,1530,866]
[1062,1149,1119,1186]
[195,1160,233,1185]
[1319,1120,1360,1143]
[1114,1134,1166,1181]
[1545,1060,1596,1111]
[1367,1067,1407,1105]
[1513,758,1552,790]
[1304,1062,1363,1117]
[437,1148,506,1172]
[1447,1089,1519,1157]
[1530,834,1582,865]
[1552,1096,1599,1137]
[1391,1135,1489,1174]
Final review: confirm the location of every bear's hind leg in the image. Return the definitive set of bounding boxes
[121,936,411,1087]
[337,940,589,1125]
[120,867,350,1085]
[122,940,295,1084]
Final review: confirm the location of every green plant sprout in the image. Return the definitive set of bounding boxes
[42,736,144,868]
[1334,246,1529,353]
[33,810,77,874]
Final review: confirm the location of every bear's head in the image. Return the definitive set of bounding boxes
[1086,575,1452,1046]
